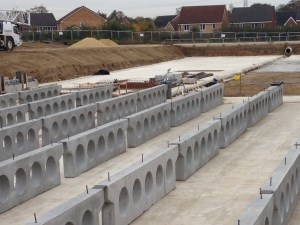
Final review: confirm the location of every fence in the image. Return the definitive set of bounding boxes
[21,30,300,45]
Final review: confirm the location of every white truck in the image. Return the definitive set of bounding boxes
[0,10,30,51]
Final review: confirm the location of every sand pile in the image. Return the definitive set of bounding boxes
[69,38,107,48]
[99,39,118,46]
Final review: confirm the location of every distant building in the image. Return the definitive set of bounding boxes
[230,5,276,29]
[177,5,228,32]
[30,13,57,32]
[276,10,300,28]
[57,6,106,30]
[154,15,179,30]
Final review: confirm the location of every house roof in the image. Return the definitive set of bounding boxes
[30,13,57,27]
[178,5,226,24]
[230,5,275,23]
[154,15,177,28]
[57,6,105,23]
[276,10,300,26]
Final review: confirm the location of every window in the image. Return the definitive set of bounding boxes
[80,21,85,27]
[200,24,206,31]
[251,23,257,29]
[183,25,190,31]
[212,24,216,29]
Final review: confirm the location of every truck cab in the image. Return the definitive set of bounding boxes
[0,21,22,50]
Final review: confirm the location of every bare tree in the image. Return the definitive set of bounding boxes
[29,5,48,13]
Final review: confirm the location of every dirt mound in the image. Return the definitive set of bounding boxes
[99,39,118,46]
[69,37,107,48]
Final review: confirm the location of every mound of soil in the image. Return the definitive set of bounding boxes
[99,39,118,47]
[68,37,107,48]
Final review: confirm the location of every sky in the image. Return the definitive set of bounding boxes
[3,0,286,19]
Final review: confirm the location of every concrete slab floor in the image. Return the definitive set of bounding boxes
[256,55,300,72]
[1,97,300,225]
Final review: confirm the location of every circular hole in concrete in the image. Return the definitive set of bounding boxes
[112,104,117,118]
[225,121,230,138]
[145,172,153,198]
[101,91,105,100]
[296,168,299,194]
[46,156,57,180]
[175,154,184,180]
[213,129,218,149]
[200,137,206,160]
[205,95,208,104]
[118,102,123,115]
[0,175,10,203]
[68,99,73,109]
[77,98,82,107]
[157,112,162,128]
[82,210,94,225]
[153,92,157,104]
[76,144,85,167]
[163,110,168,125]
[71,116,77,131]
[79,114,85,129]
[83,95,88,105]
[3,135,13,154]
[89,93,94,103]
[0,116,3,127]
[286,183,290,213]
[87,140,95,161]
[0,100,6,107]
[158,91,161,99]
[136,121,142,138]
[8,98,15,106]
[280,192,285,223]
[53,102,59,113]
[16,111,23,122]
[182,104,186,117]
[144,118,149,134]
[97,136,105,155]
[162,89,166,97]
[52,122,59,138]
[291,175,295,203]
[87,111,93,126]
[54,89,59,96]
[95,92,100,102]
[16,132,24,150]
[62,119,68,135]
[41,92,46,99]
[191,100,195,112]
[61,100,66,111]
[37,106,43,117]
[200,98,205,110]
[107,132,115,151]
[213,91,216,100]
[194,141,200,162]
[235,115,239,128]
[119,187,129,216]
[30,162,42,187]
[186,146,192,167]
[207,133,212,154]
[143,95,147,107]
[26,95,32,102]
[45,104,51,115]
[130,99,135,112]
[156,165,163,188]
[196,98,200,110]
[47,91,53,98]
[176,106,181,120]
[265,217,269,225]
[14,168,26,195]
[124,101,129,114]
[105,106,110,120]
[106,90,111,99]
[148,94,152,106]
[7,113,14,126]
[187,102,190,114]
[230,118,234,133]
[209,93,212,102]
[133,179,142,207]
[166,159,173,183]
[151,115,156,132]
[117,128,124,146]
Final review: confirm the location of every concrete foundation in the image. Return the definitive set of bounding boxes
[97,93,138,125]
[267,85,284,112]
[76,85,113,107]
[126,103,171,147]
[172,120,221,181]
[200,83,224,113]
[98,145,178,225]
[247,91,269,127]
[0,93,18,108]
[18,85,62,104]
[61,119,128,178]
[0,143,63,213]
[136,85,167,111]
[25,188,104,225]
[0,104,28,128]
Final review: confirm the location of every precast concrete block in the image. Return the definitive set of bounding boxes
[97,92,138,125]
[0,103,28,127]
[137,84,167,111]
[42,104,97,146]
[25,189,104,225]
[0,93,18,108]
[0,119,42,162]
[76,85,113,107]
[61,119,128,178]
[237,194,274,225]
[260,145,300,225]
[218,102,249,149]
[200,83,224,113]
[170,91,202,127]
[28,93,76,119]
[171,120,221,181]
[18,84,62,104]
[0,143,63,213]
[97,145,178,225]
[126,102,171,148]
[248,91,269,127]
[267,85,283,113]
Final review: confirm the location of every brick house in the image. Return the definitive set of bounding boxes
[177,5,228,32]
[230,5,276,29]
[30,13,57,32]
[57,6,106,30]
[154,15,179,31]
[276,10,300,28]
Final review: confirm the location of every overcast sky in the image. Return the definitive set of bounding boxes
[5,0,286,19]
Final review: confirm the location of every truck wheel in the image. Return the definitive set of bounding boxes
[6,38,14,51]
